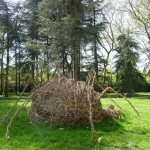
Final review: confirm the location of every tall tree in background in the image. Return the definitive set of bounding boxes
[0,0,15,97]
[0,0,149,97]
[38,0,106,80]
[115,32,140,96]
[62,0,83,79]
[88,0,106,80]
[0,25,4,95]
[99,6,117,85]
[25,0,42,82]
[127,0,150,73]
[13,1,26,94]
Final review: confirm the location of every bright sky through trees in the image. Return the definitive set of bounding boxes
[10,0,24,2]
[8,0,147,71]
[0,0,149,98]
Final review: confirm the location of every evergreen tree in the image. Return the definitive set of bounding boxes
[12,1,26,94]
[0,0,15,97]
[25,0,42,82]
[115,32,141,96]
[38,0,106,80]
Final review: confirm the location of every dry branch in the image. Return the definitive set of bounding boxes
[29,77,103,126]
[0,82,30,127]
[99,86,141,124]
[107,95,124,111]
[110,88,142,124]
[86,71,96,141]
[0,74,140,141]
[6,90,36,139]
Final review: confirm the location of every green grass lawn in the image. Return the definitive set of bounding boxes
[0,93,150,150]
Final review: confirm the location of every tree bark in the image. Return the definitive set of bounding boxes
[18,43,21,92]
[5,34,9,97]
[93,9,99,80]
[31,53,35,81]
[72,50,78,80]
[46,37,50,81]
[0,34,4,95]
[35,53,39,83]
[103,52,110,86]
[15,43,18,95]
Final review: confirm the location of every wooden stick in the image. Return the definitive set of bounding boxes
[87,71,96,141]
[107,95,124,111]
[6,91,36,139]
[0,82,30,127]
[110,87,142,124]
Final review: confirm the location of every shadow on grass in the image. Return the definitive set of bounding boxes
[132,95,150,100]
[0,93,29,101]
[0,96,27,101]
[0,100,127,135]
[101,92,150,100]
[0,103,124,135]
[95,118,123,132]
[0,105,125,137]
[0,99,149,150]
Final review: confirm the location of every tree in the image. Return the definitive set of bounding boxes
[115,32,140,96]
[127,0,150,72]
[13,1,26,94]
[87,0,106,80]
[99,5,117,86]
[0,25,5,95]
[25,0,42,83]
[0,0,15,97]
[38,0,106,80]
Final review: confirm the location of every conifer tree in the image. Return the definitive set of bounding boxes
[38,0,106,80]
[115,32,141,96]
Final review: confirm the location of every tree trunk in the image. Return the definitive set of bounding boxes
[15,44,18,95]
[0,51,4,95]
[93,9,98,80]
[70,0,81,80]
[62,52,65,75]
[31,53,35,81]
[0,34,4,95]
[46,37,50,81]
[18,43,21,92]
[103,52,110,86]
[77,42,80,80]
[72,47,80,80]
[5,34,9,97]
[35,53,39,83]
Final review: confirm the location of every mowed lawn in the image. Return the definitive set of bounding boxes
[0,93,150,150]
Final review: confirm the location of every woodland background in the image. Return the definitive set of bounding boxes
[0,0,150,97]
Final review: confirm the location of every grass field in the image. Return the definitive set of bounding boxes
[0,93,150,150]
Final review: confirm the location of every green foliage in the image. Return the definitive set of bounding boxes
[37,0,106,79]
[0,0,149,96]
[114,33,146,96]
[0,93,150,149]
